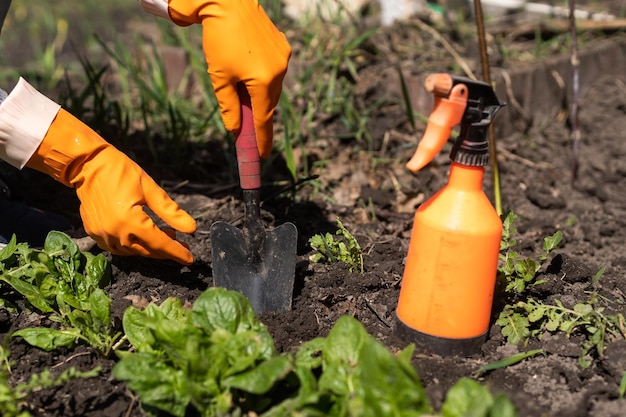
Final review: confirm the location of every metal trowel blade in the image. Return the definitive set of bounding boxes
[210,221,297,314]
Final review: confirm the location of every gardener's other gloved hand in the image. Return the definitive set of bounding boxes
[140,0,291,158]
[0,78,197,265]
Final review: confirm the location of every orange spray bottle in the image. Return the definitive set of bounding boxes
[395,73,504,356]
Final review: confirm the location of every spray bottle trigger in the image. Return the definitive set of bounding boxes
[406,83,469,173]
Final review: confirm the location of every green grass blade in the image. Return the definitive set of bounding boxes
[475,349,544,375]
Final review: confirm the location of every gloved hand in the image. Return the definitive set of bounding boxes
[166,0,291,158]
[26,109,197,265]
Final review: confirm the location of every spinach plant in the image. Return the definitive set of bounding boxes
[115,287,517,416]
[441,378,518,417]
[0,232,120,356]
[272,314,433,416]
[114,288,291,416]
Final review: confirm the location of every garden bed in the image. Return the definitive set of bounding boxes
[1,6,626,417]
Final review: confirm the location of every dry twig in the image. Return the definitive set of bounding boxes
[412,18,476,80]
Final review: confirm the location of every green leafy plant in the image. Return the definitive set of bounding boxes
[440,378,518,417]
[115,287,516,416]
[497,213,626,367]
[0,232,120,356]
[282,315,433,416]
[0,345,101,417]
[114,288,290,416]
[309,217,364,273]
[498,211,562,293]
[497,294,626,368]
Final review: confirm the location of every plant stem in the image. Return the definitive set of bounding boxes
[472,0,502,215]
[568,0,581,183]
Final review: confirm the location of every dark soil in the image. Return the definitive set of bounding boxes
[2,11,626,417]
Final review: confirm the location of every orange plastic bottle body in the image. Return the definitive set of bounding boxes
[397,163,502,339]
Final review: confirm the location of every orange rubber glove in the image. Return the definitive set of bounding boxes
[26,109,197,265]
[167,0,291,158]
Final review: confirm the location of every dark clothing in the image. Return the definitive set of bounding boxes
[0,0,10,35]
[0,194,72,246]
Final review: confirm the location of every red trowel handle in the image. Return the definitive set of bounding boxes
[236,84,261,191]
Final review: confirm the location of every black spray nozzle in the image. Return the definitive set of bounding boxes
[446,76,504,166]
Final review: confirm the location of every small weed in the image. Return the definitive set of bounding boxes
[566,215,578,227]
[497,212,626,367]
[497,292,626,367]
[309,217,364,273]
[498,211,562,294]
[0,345,101,417]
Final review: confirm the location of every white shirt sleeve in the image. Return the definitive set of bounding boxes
[0,78,61,169]
[139,0,173,22]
